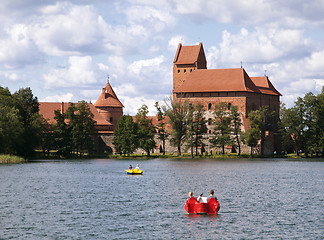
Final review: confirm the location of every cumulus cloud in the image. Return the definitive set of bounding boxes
[43,56,104,89]
[125,5,176,33]
[31,3,112,56]
[120,95,160,116]
[168,35,185,52]
[0,71,19,81]
[0,24,42,68]
[128,55,165,75]
[1,0,323,113]
[41,92,74,102]
[207,27,310,68]
[173,0,324,28]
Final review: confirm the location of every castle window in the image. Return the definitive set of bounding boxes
[208,118,212,125]
[190,69,192,72]
[178,69,180,73]
[228,103,231,110]
[209,130,212,134]
[208,103,212,110]
[110,117,113,122]
[184,69,186,73]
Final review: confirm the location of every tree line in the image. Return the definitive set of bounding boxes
[0,86,97,158]
[280,87,324,157]
[114,88,324,158]
[113,97,280,157]
[1,84,323,158]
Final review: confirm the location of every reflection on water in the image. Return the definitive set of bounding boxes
[0,159,323,239]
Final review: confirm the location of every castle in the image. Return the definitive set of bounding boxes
[39,42,281,155]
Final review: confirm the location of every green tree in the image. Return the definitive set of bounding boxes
[53,109,72,157]
[230,105,243,155]
[315,88,324,156]
[186,104,195,158]
[0,106,24,155]
[113,115,138,156]
[0,87,22,154]
[164,96,191,156]
[279,103,296,154]
[154,102,169,155]
[13,87,41,158]
[37,115,54,156]
[135,104,156,156]
[244,128,259,157]
[186,103,207,157]
[210,102,233,154]
[248,106,275,156]
[68,101,97,155]
[280,89,324,157]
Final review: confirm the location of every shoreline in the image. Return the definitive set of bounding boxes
[2,153,323,164]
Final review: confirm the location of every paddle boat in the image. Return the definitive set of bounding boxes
[125,168,143,175]
[184,197,220,214]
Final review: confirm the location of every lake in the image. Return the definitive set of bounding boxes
[0,158,323,239]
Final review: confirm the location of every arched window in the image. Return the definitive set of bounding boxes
[209,130,212,134]
[208,103,212,110]
[208,118,212,125]
[228,103,231,110]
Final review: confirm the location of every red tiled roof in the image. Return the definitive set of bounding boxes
[94,82,124,108]
[39,102,111,126]
[173,68,261,93]
[174,43,202,65]
[250,77,282,96]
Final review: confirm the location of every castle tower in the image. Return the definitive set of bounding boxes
[173,42,207,90]
[94,81,124,130]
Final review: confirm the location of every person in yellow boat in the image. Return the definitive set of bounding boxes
[128,165,133,170]
[135,164,140,170]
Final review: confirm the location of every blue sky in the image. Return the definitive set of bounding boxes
[1,0,324,115]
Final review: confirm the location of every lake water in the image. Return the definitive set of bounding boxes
[0,158,323,239]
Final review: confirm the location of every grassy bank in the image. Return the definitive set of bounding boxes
[0,154,27,164]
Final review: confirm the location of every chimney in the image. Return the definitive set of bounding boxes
[61,102,64,114]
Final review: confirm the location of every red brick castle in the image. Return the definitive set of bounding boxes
[39,42,281,155]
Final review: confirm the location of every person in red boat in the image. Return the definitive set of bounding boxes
[185,189,220,214]
[187,191,195,199]
[207,189,217,201]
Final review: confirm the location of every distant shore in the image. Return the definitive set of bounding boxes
[0,154,27,164]
[1,153,323,164]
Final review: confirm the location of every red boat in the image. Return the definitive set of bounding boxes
[184,197,220,214]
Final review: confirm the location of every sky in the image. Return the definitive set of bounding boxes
[1,0,324,115]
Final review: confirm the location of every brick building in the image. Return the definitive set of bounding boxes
[172,42,281,155]
[39,81,123,153]
[39,42,281,155]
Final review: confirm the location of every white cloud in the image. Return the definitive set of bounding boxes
[128,55,165,75]
[120,95,159,116]
[305,50,324,73]
[125,5,175,33]
[41,92,74,102]
[173,0,324,28]
[43,56,103,89]
[32,3,110,56]
[168,35,185,52]
[0,71,19,81]
[0,24,42,68]
[216,27,309,65]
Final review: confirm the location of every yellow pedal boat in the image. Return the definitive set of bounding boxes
[125,169,143,175]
